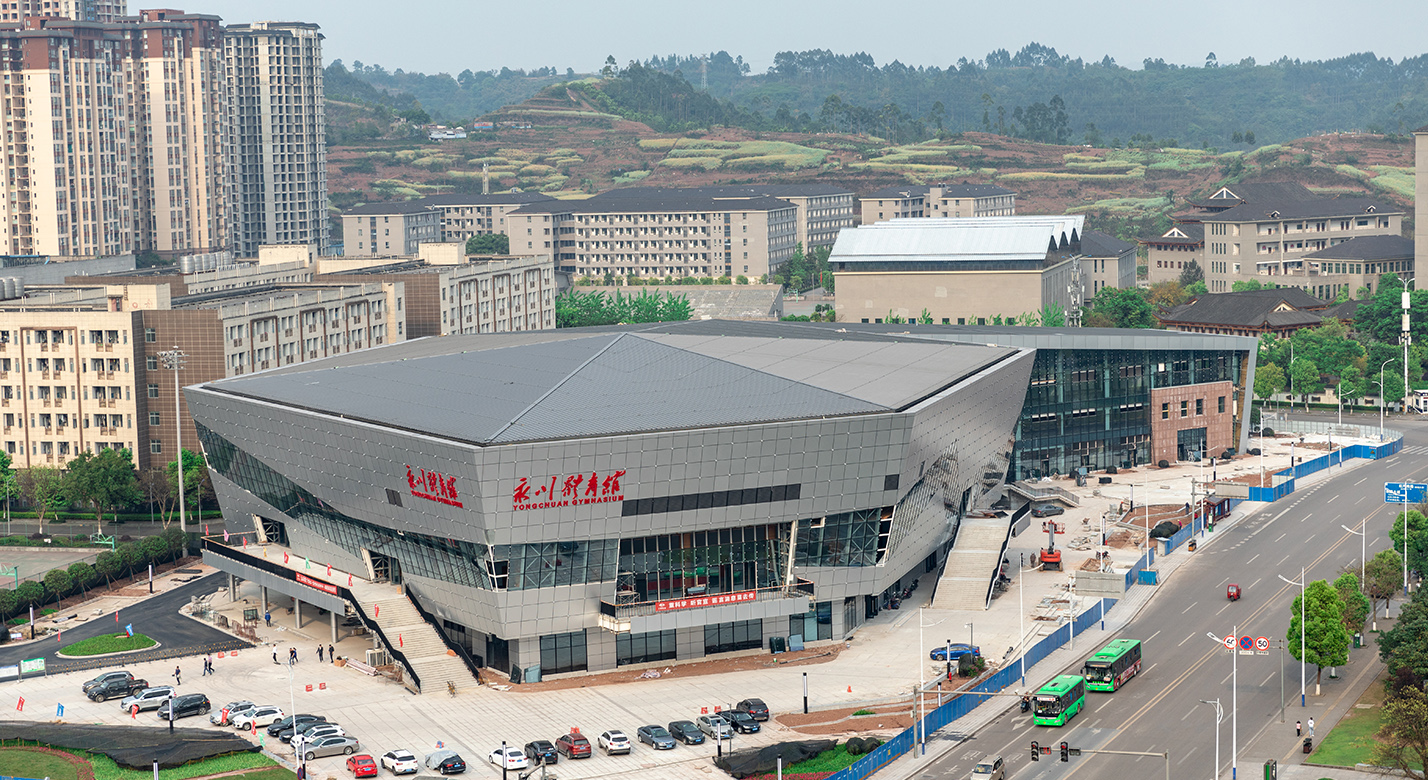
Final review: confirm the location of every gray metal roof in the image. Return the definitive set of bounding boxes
[205,329,1019,445]
[343,202,439,216]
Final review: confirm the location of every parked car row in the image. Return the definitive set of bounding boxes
[402,697,770,776]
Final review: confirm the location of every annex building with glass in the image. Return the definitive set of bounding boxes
[188,320,1038,678]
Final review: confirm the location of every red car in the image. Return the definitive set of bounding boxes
[555,732,592,759]
[346,754,378,778]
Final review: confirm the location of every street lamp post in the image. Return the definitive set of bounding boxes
[1380,359,1394,441]
[966,622,974,654]
[1279,568,1307,705]
[1341,523,1365,592]
[1017,560,1042,687]
[157,347,187,533]
[916,609,944,757]
[1198,698,1223,780]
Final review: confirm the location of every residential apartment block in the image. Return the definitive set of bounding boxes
[506,192,798,279]
[0,11,226,258]
[412,192,557,245]
[3,0,125,23]
[859,183,1016,226]
[603,185,855,250]
[1145,183,1408,297]
[225,20,328,257]
[1080,231,1137,296]
[1416,125,1427,278]
[341,202,441,257]
[0,275,404,471]
[316,244,556,336]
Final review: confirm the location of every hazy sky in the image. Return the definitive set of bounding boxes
[198,0,1428,76]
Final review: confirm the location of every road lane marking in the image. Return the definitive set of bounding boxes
[1178,746,1198,764]
[1221,671,1233,685]
[1278,554,1292,564]
[1217,602,1233,615]
[1247,554,1261,564]
[1181,707,1196,721]
[1329,495,1340,503]
[1356,477,1367,485]
[1263,672,1275,685]
[1276,533,1287,542]
[1182,602,1199,614]
[1307,533,1316,542]
[1146,630,1162,643]
[1251,577,1262,588]
[1179,633,1194,647]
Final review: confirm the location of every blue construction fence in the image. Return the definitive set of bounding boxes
[1247,436,1401,502]
[827,597,1118,780]
[1124,548,1154,590]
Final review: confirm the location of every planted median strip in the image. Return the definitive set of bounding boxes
[59,632,157,657]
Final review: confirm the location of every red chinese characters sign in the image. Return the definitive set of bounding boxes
[654,590,757,612]
[514,470,626,511]
[406,465,463,508]
[295,573,339,596]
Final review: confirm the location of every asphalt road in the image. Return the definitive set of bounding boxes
[0,572,250,675]
[928,412,1428,780]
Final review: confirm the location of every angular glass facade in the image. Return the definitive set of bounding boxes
[793,508,891,567]
[1012,348,1243,478]
[618,525,786,602]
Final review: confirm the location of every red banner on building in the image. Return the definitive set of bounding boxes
[296,573,339,596]
[654,590,757,613]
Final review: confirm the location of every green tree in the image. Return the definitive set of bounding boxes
[1288,579,1351,688]
[0,450,16,524]
[140,535,167,565]
[1339,364,1366,406]
[1184,280,1208,296]
[1291,319,1363,381]
[464,234,509,255]
[67,561,95,597]
[1366,548,1404,620]
[555,289,692,328]
[0,587,15,621]
[17,466,66,534]
[1232,279,1276,292]
[1254,363,1286,402]
[15,580,42,610]
[161,526,189,561]
[65,449,141,534]
[95,551,122,586]
[1040,302,1066,327]
[165,449,211,518]
[1391,510,1428,581]
[42,567,71,605]
[1333,572,1370,634]
[1086,287,1156,329]
[1289,357,1322,405]
[1177,259,1204,287]
[1373,682,1428,779]
[735,275,749,285]
[918,308,933,324]
[117,542,143,580]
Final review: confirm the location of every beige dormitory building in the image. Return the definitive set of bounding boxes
[0,245,555,471]
[859,183,1016,226]
[412,192,559,245]
[1417,125,1427,277]
[505,191,799,279]
[340,202,441,257]
[1144,182,1408,297]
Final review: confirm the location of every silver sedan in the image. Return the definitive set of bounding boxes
[301,735,360,760]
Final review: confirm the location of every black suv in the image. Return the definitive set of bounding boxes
[269,714,326,738]
[82,670,134,695]
[87,676,148,702]
[523,741,558,765]
[157,693,211,719]
[735,698,770,721]
[724,710,761,734]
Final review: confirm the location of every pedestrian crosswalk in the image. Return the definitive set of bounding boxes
[1400,445,1428,456]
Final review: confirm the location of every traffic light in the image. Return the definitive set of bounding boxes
[1030,741,1039,762]
[1060,742,1069,762]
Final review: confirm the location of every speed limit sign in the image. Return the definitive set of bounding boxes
[1255,636,1270,651]
[1223,635,1235,650]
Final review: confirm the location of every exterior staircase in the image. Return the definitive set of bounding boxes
[347,580,474,694]
[930,516,1014,611]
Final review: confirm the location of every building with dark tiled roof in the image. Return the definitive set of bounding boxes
[411,192,559,246]
[1156,288,1332,337]
[859,182,1015,226]
[1143,181,1408,296]
[603,185,855,250]
[341,202,442,258]
[1080,230,1137,295]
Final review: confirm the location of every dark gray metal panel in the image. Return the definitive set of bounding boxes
[493,334,885,443]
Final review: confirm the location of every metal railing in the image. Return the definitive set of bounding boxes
[1009,481,1081,507]
[404,582,482,683]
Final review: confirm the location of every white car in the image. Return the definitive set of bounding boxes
[598,730,632,755]
[211,701,255,726]
[293,723,346,750]
[119,686,174,712]
[232,705,285,730]
[488,746,528,771]
[380,749,420,775]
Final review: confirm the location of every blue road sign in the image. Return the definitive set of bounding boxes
[1385,482,1428,504]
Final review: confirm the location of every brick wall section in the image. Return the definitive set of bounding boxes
[1149,381,1235,464]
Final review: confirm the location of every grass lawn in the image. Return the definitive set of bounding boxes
[1312,672,1386,767]
[0,747,83,780]
[60,632,157,656]
[748,743,873,778]
[89,751,284,780]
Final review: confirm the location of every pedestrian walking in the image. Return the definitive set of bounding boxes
[289,646,297,664]
[173,665,182,686]
[328,644,335,663]
[1295,720,1302,736]
[264,610,271,627]
[317,645,324,663]
[273,647,279,665]
[1308,717,1315,737]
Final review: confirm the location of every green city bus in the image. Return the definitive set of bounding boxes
[1033,674,1087,727]
[1083,638,1143,692]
